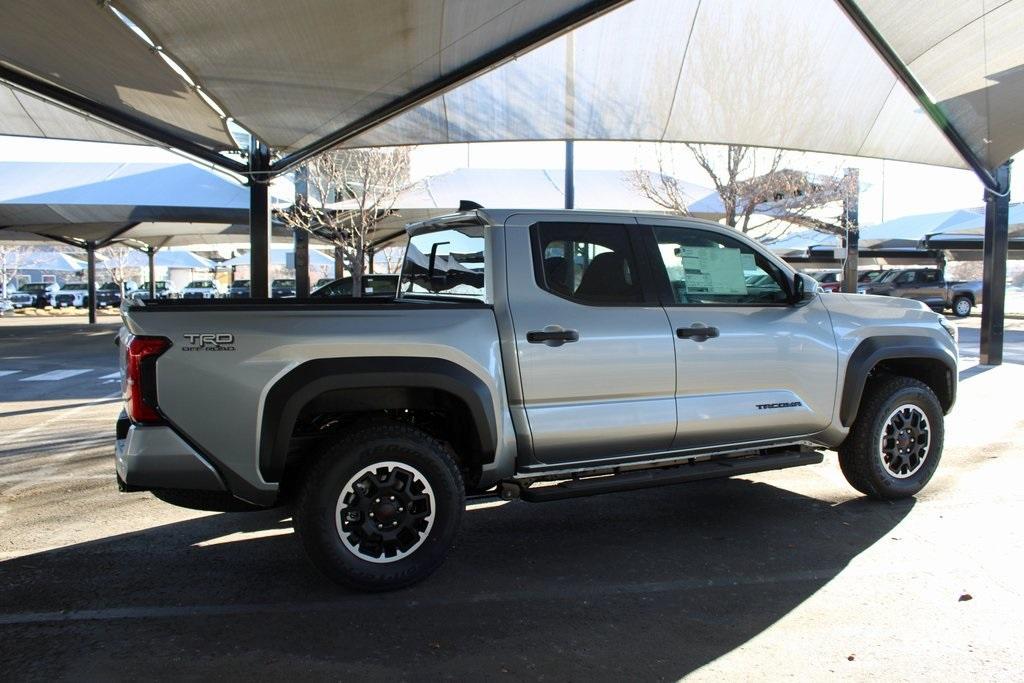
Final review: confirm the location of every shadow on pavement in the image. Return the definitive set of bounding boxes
[0,477,912,679]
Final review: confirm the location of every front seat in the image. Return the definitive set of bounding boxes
[574,251,639,302]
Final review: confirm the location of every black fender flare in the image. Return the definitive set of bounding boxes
[258,357,497,482]
[839,335,957,427]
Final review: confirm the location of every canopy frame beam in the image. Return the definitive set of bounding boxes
[835,0,1001,193]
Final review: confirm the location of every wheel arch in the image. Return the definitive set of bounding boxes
[840,336,957,427]
[258,357,498,484]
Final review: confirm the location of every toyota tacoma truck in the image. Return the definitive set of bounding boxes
[115,209,959,591]
[859,267,982,317]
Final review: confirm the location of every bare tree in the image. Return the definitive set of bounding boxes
[278,147,413,296]
[631,144,856,240]
[0,244,35,299]
[99,245,139,296]
[377,246,406,274]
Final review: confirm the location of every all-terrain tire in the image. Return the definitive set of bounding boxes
[293,420,464,591]
[838,375,944,500]
[952,295,973,318]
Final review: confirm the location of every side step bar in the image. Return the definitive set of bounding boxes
[514,451,824,503]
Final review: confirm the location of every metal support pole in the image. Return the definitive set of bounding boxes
[980,161,1012,366]
[367,247,376,274]
[564,140,575,210]
[334,245,345,279]
[86,242,97,325]
[248,137,272,298]
[147,247,157,298]
[841,168,860,293]
[293,165,310,297]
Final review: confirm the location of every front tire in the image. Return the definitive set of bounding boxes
[952,295,973,318]
[838,375,944,499]
[293,421,464,591]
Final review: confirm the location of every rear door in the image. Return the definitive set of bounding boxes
[504,216,677,467]
[642,221,837,449]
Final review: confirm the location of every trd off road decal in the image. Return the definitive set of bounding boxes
[182,333,236,351]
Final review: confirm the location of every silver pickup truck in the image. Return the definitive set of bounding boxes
[116,209,959,591]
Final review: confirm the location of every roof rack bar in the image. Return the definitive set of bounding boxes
[0,65,247,175]
[269,0,631,176]
[834,0,1003,194]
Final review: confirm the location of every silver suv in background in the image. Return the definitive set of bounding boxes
[115,209,958,591]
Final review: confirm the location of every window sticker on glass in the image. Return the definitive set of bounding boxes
[680,246,748,295]
[740,253,757,273]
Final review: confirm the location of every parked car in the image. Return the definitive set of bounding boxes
[5,287,38,309]
[271,279,297,298]
[53,282,89,308]
[181,280,224,299]
[130,281,180,302]
[810,271,842,292]
[15,282,60,307]
[858,269,888,283]
[860,267,982,317]
[116,208,958,591]
[95,282,137,308]
[227,280,250,298]
[314,278,334,289]
[310,274,399,298]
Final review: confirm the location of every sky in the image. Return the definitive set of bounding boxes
[2,135,1022,229]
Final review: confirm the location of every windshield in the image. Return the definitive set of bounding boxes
[21,283,50,292]
[186,281,212,288]
[400,225,486,300]
[272,280,296,288]
[232,280,250,288]
[878,270,902,283]
[62,283,87,291]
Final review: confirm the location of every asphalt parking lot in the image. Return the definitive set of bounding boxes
[1,315,1022,680]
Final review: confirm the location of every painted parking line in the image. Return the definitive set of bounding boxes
[99,372,121,380]
[0,370,20,378]
[20,369,92,382]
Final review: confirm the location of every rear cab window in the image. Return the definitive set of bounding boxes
[400,225,486,300]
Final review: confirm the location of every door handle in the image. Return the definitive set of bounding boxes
[676,324,719,342]
[527,327,579,346]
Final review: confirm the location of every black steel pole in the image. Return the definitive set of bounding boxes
[293,165,310,297]
[980,161,1012,366]
[86,242,97,325]
[564,140,575,210]
[147,247,157,298]
[249,137,272,299]
[842,168,860,293]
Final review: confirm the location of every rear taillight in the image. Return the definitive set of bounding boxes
[123,335,171,424]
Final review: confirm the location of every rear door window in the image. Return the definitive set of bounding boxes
[532,223,645,305]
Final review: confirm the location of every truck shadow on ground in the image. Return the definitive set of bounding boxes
[0,478,911,680]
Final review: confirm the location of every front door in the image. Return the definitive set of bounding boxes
[505,217,677,467]
[644,221,837,450]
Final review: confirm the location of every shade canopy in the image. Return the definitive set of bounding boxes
[0,160,260,228]
[0,221,306,250]
[20,251,87,272]
[2,1,1023,184]
[0,0,621,172]
[221,249,335,268]
[100,249,214,270]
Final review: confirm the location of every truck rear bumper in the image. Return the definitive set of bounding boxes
[115,413,226,492]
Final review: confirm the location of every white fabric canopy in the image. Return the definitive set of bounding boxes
[2,1,1022,177]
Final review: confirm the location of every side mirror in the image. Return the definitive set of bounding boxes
[790,273,817,304]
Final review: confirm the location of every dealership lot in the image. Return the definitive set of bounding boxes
[1,316,1022,680]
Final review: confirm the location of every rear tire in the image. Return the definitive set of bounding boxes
[293,420,464,591]
[952,295,972,318]
[838,375,943,500]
